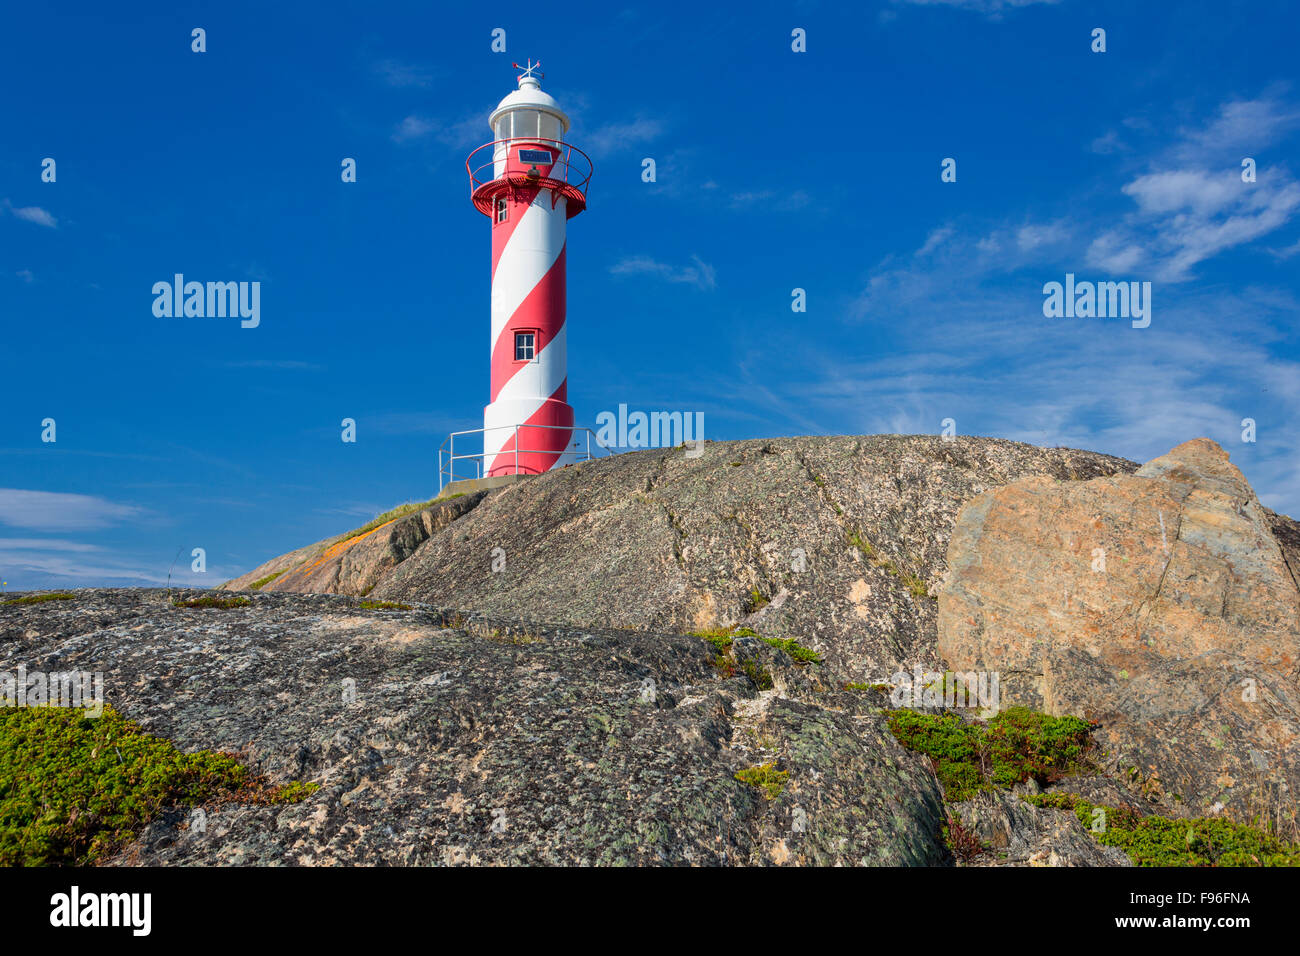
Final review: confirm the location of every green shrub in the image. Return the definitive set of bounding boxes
[0,705,314,865]
[886,706,1096,802]
[1022,793,1300,867]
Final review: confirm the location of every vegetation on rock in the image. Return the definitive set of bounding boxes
[2,592,75,606]
[735,762,789,800]
[1023,793,1300,867]
[247,570,286,590]
[173,596,250,609]
[0,705,315,866]
[886,707,1095,801]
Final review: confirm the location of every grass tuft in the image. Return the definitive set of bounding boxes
[172,596,250,609]
[247,570,286,591]
[735,762,789,800]
[2,592,75,606]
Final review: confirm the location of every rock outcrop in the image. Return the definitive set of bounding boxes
[227,436,1135,689]
[939,439,1300,822]
[10,434,1294,866]
[1,589,948,866]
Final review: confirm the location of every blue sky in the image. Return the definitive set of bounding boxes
[2,0,1298,589]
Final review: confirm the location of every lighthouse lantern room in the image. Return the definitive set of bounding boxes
[466,61,592,477]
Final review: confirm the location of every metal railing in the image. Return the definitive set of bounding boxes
[438,423,612,491]
[466,139,593,217]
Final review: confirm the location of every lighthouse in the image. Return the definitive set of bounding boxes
[466,61,592,477]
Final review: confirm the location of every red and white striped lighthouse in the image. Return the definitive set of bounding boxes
[467,61,592,477]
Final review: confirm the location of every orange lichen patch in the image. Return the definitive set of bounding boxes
[279,519,403,583]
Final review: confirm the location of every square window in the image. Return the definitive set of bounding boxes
[514,331,535,361]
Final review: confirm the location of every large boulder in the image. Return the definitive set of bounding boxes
[939,439,1300,820]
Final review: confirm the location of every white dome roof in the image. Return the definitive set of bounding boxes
[488,76,570,134]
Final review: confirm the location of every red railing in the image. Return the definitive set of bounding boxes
[466,140,593,216]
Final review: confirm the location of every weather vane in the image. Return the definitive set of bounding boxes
[512,58,543,82]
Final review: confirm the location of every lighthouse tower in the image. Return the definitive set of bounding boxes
[466,61,591,477]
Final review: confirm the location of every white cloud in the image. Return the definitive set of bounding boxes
[581,116,664,156]
[1176,96,1300,159]
[373,58,435,89]
[393,110,490,149]
[609,254,717,291]
[0,538,230,588]
[392,115,435,142]
[0,489,143,531]
[917,226,954,255]
[4,199,57,228]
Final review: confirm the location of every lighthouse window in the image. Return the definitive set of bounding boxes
[514,331,536,361]
[494,197,508,223]
[513,109,539,139]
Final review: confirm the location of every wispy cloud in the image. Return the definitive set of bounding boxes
[581,116,664,156]
[3,199,57,228]
[0,538,231,588]
[373,58,435,89]
[891,0,1060,16]
[610,254,717,291]
[392,110,488,148]
[0,489,143,532]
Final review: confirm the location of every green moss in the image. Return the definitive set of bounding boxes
[0,705,314,866]
[759,636,822,665]
[269,780,321,804]
[1022,793,1300,867]
[2,592,75,606]
[692,625,818,684]
[172,596,250,609]
[886,707,1095,802]
[735,762,789,800]
[247,570,285,590]
[358,600,412,610]
[692,628,734,652]
[747,587,770,612]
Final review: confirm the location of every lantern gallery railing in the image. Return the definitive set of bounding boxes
[466,140,593,218]
[438,423,612,491]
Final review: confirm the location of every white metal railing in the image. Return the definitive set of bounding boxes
[438,423,612,491]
